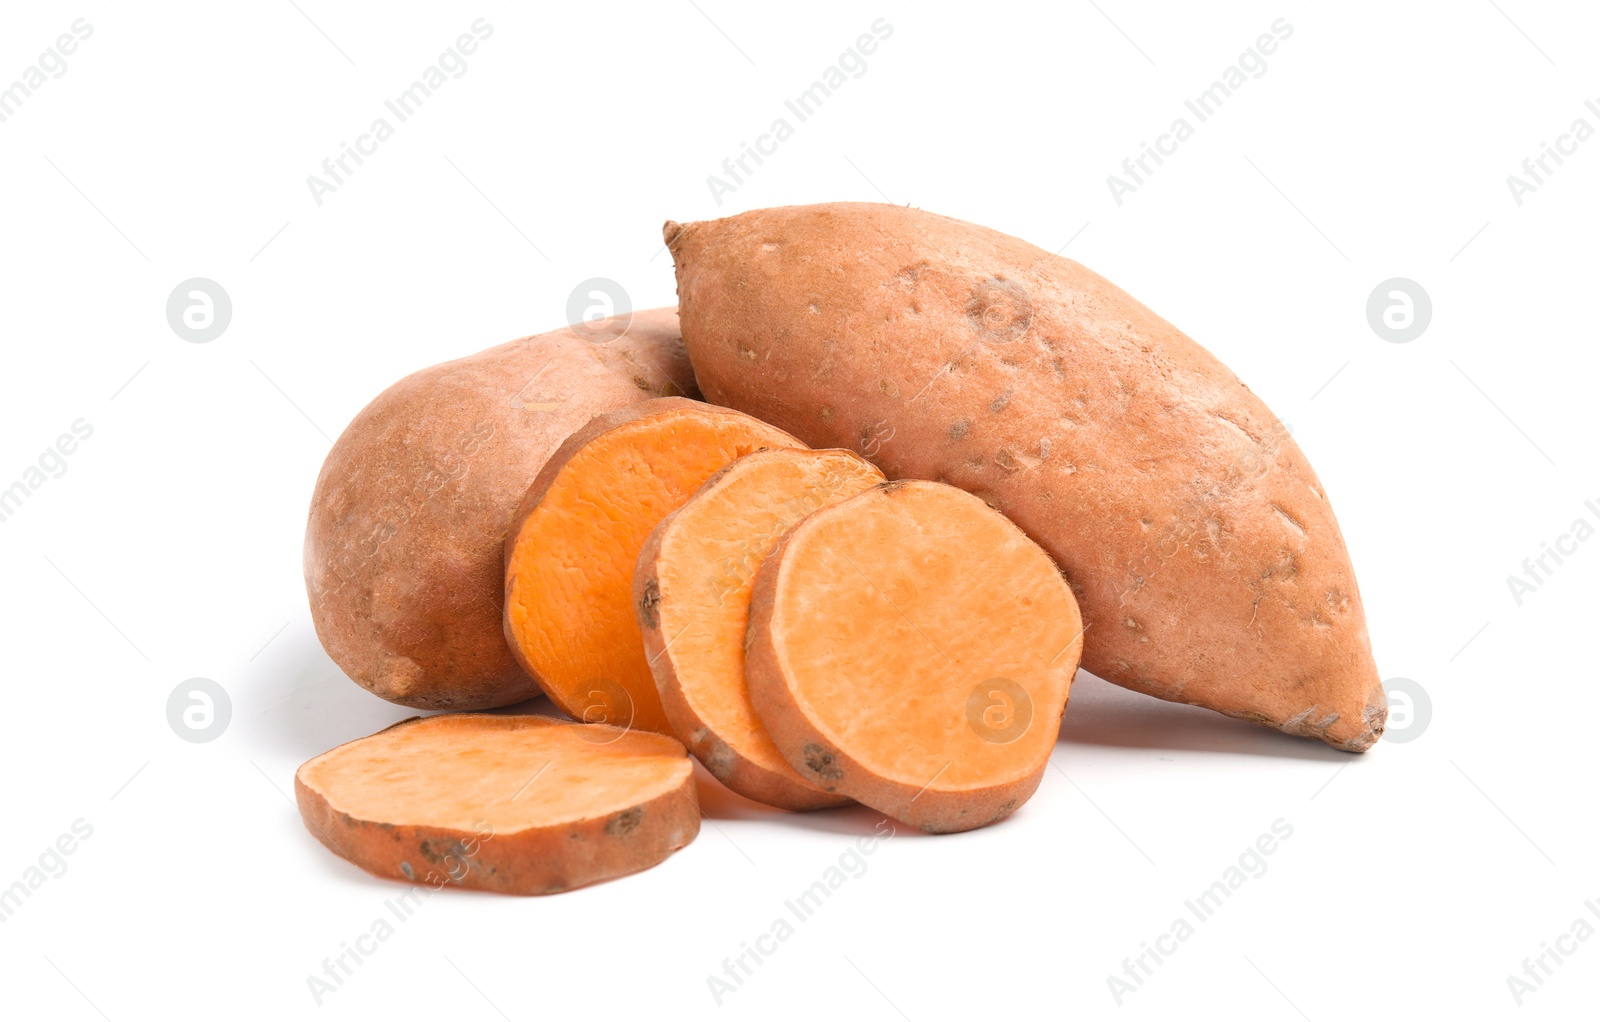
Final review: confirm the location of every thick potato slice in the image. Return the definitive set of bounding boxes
[294,714,699,895]
[668,204,1387,751]
[305,309,696,711]
[503,398,801,735]
[636,448,885,810]
[746,480,1083,834]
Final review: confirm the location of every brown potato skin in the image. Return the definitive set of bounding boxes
[305,309,697,710]
[293,716,700,896]
[668,204,1386,752]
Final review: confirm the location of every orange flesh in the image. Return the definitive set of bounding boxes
[296,715,691,832]
[764,482,1081,792]
[505,404,799,735]
[647,449,884,802]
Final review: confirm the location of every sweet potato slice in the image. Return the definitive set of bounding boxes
[504,398,802,735]
[636,448,886,810]
[746,480,1083,833]
[294,714,699,895]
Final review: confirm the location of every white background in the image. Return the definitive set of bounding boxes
[1,1,1596,1018]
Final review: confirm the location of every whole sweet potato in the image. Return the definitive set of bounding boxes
[305,309,697,710]
[666,204,1386,752]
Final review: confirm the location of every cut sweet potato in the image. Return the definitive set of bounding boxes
[746,480,1083,833]
[294,714,699,895]
[504,398,802,735]
[636,448,886,810]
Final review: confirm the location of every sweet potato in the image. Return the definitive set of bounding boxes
[745,479,1082,833]
[293,714,699,895]
[667,203,1386,752]
[503,398,802,736]
[635,448,885,809]
[305,310,695,711]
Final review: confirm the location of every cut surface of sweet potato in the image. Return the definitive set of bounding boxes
[294,714,699,895]
[636,448,886,809]
[746,480,1083,833]
[504,398,802,735]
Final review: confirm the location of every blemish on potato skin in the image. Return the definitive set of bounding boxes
[896,262,931,287]
[990,389,1013,413]
[606,807,644,836]
[988,799,1018,824]
[802,743,844,781]
[637,577,661,629]
[703,738,737,780]
[949,419,971,440]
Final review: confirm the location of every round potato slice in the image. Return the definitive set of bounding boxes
[746,480,1084,833]
[636,448,886,810]
[294,714,699,895]
[503,398,801,735]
